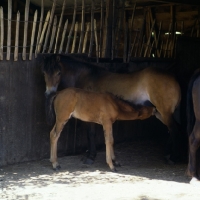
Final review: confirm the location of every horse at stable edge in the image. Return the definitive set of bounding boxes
[42,54,183,165]
[47,87,155,171]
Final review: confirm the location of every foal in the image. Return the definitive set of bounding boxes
[47,88,155,171]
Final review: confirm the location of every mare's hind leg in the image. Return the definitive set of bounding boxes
[103,121,117,172]
[187,121,200,180]
[50,122,66,170]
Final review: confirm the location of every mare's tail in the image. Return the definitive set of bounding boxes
[45,92,57,126]
[187,69,200,135]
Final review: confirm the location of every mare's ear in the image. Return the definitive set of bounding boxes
[56,55,60,62]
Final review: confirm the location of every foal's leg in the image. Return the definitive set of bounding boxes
[103,122,116,172]
[50,121,65,170]
[187,121,200,180]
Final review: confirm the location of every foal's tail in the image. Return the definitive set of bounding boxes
[45,92,57,126]
[187,69,200,135]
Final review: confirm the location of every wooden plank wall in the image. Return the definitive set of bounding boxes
[0,0,199,61]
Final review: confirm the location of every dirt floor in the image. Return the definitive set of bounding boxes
[1,140,200,200]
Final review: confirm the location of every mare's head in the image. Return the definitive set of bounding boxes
[42,55,62,96]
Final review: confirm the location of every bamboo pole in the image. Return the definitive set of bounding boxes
[58,19,68,54]
[171,21,177,58]
[14,11,20,61]
[127,3,136,62]
[139,35,145,57]
[54,0,66,53]
[155,21,162,57]
[94,19,99,62]
[144,19,155,57]
[48,15,57,53]
[128,30,138,60]
[111,0,116,60]
[78,0,85,53]
[164,23,172,58]
[82,22,90,53]
[42,0,57,53]
[0,7,4,60]
[37,11,50,53]
[71,22,78,53]
[99,0,104,57]
[88,0,95,57]
[22,0,30,60]
[65,0,77,53]
[123,22,128,63]
[35,0,43,57]
[6,0,12,60]
[29,10,37,60]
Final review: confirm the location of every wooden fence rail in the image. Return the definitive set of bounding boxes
[0,0,198,62]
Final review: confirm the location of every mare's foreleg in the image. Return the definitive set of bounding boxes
[103,122,117,172]
[50,122,66,170]
[84,123,97,165]
[187,121,200,180]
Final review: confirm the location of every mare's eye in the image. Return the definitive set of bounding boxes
[57,71,61,76]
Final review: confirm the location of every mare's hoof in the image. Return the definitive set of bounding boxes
[113,161,121,167]
[190,177,200,186]
[83,158,94,165]
[53,165,61,171]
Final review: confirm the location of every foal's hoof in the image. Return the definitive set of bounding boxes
[53,165,61,171]
[111,167,117,172]
[113,160,121,167]
[83,157,94,165]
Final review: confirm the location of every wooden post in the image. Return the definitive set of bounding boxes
[155,21,162,57]
[99,0,104,57]
[128,30,138,61]
[37,11,50,53]
[78,0,85,53]
[71,22,78,53]
[111,0,116,60]
[123,22,128,63]
[48,15,57,53]
[0,7,4,60]
[42,0,57,53]
[164,23,172,58]
[35,0,43,57]
[22,0,30,60]
[94,19,99,62]
[82,22,90,53]
[14,11,20,61]
[144,19,155,57]
[58,19,68,54]
[127,3,136,62]
[29,10,37,60]
[6,0,12,60]
[54,0,66,53]
[88,0,95,57]
[102,0,113,58]
[65,0,77,54]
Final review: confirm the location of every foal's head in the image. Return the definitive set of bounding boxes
[42,55,62,96]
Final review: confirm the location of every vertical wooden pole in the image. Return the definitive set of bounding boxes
[35,0,43,57]
[94,19,99,62]
[14,11,20,61]
[99,0,104,57]
[123,22,128,63]
[29,10,37,60]
[6,0,12,60]
[22,0,30,60]
[37,11,50,53]
[48,15,57,53]
[128,30,138,60]
[42,0,57,53]
[155,21,162,57]
[71,22,78,53]
[88,0,95,57]
[0,7,4,60]
[102,0,113,58]
[164,23,172,58]
[127,3,136,62]
[111,0,116,60]
[58,19,68,54]
[65,0,77,53]
[78,0,85,53]
[54,0,66,53]
[82,22,90,53]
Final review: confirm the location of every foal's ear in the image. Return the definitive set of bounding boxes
[56,55,60,62]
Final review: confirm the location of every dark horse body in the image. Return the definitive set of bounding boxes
[187,68,200,184]
[42,54,182,164]
[47,87,154,171]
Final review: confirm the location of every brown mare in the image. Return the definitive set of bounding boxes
[47,87,154,171]
[42,54,182,164]
[187,68,200,185]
